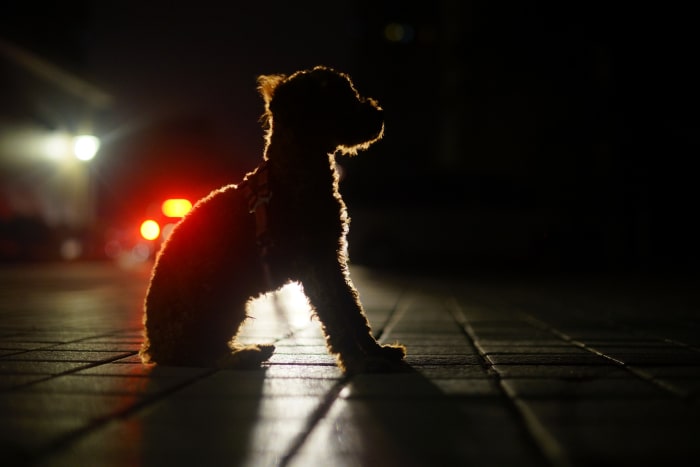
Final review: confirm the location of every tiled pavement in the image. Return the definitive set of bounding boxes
[1,263,699,466]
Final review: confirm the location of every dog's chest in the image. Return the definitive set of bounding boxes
[244,162,347,253]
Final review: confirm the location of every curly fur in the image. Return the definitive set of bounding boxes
[139,66,406,373]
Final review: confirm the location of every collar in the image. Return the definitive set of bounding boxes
[240,161,273,252]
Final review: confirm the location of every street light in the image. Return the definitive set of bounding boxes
[73,134,100,161]
[59,132,101,259]
[39,132,100,162]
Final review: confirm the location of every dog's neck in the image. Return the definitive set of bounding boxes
[264,126,340,191]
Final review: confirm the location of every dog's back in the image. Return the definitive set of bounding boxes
[141,184,261,364]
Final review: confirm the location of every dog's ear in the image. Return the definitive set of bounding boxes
[257,74,286,106]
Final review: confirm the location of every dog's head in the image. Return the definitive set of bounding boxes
[258,66,384,155]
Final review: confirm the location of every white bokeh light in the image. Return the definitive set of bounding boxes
[73,134,100,161]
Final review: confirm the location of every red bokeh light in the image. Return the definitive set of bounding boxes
[162,199,192,218]
[140,219,160,240]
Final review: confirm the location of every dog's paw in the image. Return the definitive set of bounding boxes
[340,344,408,375]
[217,344,275,370]
[373,343,406,361]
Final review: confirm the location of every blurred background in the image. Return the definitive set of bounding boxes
[1,0,697,274]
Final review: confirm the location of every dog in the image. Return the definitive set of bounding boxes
[139,66,406,374]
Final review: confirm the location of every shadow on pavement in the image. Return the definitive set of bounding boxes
[139,366,268,465]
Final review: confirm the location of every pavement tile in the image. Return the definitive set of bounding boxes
[413,365,491,379]
[0,416,88,456]
[474,338,566,347]
[492,364,631,379]
[398,344,476,355]
[344,373,450,398]
[486,353,610,365]
[388,334,472,346]
[287,450,383,467]
[301,398,545,467]
[0,361,91,375]
[272,344,329,354]
[273,337,327,347]
[0,331,22,337]
[22,374,194,396]
[483,345,589,354]
[545,423,700,466]
[468,323,544,335]
[282,325,326,338]
[79,336,144,345]
[173,371,339,397]
[559,329,653,340]
[388,323,463,334]
[1,350,134,362]
[469,329,556,340]
[111,354,144,363]
[0,333,102,343]
[267,354,337,365]
[37,417,308,467]
[501,377,668,398]
[596,350,700,366]
[430,378,501,396]
[467,319,537,326]
[138,395,321,422]
[0,392,143,421]
[263,364,342,379]
[0,374,50,389]
[49,342,142,352]
[0,342,58,350]
[404,354,481,365]
[656,378,700,395]
[630,365,700,378]
[523,398,700,424]
[579,338,674,345]
[585,340,682,348]
[634,328,700,346]
[628,365,700,396]
[75,362,210,378]
[298,413,439,467]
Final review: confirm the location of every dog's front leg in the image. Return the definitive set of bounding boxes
[299,261,405,373]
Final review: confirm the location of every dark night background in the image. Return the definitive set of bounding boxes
[1,0,698,274]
